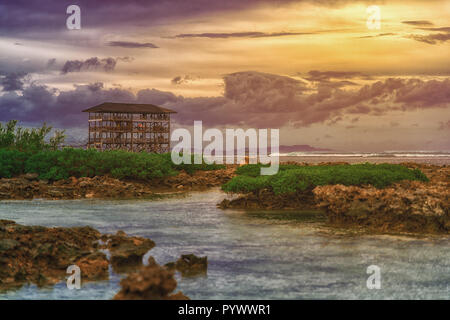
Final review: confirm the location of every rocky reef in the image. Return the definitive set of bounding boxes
[219,188,316,210]
[0,219,196,299]
[0,220,156,291]
[0,167,236,200]
[314,172,449,234]
[220,164,449,234]
[0,219,107,290]
[114,257,189,300]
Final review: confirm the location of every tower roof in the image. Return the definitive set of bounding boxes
[82,102,176,114]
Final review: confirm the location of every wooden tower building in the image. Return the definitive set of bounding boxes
[82,102,176,153]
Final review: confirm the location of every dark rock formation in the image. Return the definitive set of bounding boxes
[170,254,208,277]
[0,220,157,291]
[313,180,449,234]
[219,188,316,210]
[114,257,189,300]
[0,220,108,290]
[106,230,155,273]
[0,166,236,200]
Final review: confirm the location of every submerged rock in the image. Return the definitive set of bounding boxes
[114,257,189,300]
[174,254,208,277]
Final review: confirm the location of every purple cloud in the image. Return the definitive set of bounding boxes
[107,41,158,48]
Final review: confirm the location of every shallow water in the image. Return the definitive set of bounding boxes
[0,189,449,300]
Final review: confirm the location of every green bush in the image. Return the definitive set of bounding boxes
[222,163,429,194]
[0,148,224,181]
[172,154,225,174]
[0,120,65,152]
[0,149,30,178]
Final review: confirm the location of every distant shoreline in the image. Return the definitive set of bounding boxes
[279,156,450,166]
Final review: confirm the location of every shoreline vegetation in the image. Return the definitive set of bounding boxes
[0,148,235,200]
[0,121,232,199]
[0,122,449,297]
[0,121,449,235]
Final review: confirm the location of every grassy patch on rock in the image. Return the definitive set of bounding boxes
[222,163,429,195]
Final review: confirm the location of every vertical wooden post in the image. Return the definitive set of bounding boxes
[88,112,91,149]
[168,114,171,153]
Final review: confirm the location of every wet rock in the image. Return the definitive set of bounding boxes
[174,254,207,277]
[219,188,316,210]
[0,220,104,289]
[107,230,155,272]
[114,257,189,300]
[0,220,157,291]
[76,252,109,280]
[313,178,449,234]
[0,239,19,251]
[164,262,176,271]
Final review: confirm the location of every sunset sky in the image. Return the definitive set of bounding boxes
[0,0,449,151]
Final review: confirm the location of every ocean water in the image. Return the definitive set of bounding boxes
[0,189,449,300]
[279,151,450,165]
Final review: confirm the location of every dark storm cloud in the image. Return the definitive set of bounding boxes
[0,82,136,126]
[0,0,362,38]
[61,57,118,74]
[173,32,311,39]
[1,71,449,129]
[0,72,28,91]
[401,21,434,26]
[0,0,288,36]
[107,41,159,48]
[46,58,57,68]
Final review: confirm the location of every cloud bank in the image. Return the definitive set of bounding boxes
[1,71,449,129]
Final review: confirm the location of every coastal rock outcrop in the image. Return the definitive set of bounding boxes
[113,257,189,300]
[0,220,108,289]
[0,166,236,200]
[0,220,157,290]
[313,179,449,234]
[166,254,208,277]
[161,167,235,190]
[106,230,155,272]
[219,188,316,210]
[220,164,449,234]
